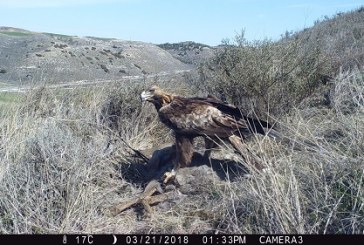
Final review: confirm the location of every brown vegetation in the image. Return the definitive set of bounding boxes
[0,8,363,234]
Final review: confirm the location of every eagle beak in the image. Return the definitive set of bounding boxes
[140,91,152,102]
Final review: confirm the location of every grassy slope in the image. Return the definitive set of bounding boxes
[0,9,363,234]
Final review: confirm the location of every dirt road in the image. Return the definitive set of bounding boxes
[0,69,192,93]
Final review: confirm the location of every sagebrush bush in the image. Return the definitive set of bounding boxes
[198,32,332,118]
[198,8,364,117]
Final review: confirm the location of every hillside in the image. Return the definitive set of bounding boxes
[197,7,364,117]
[158,41,215,65]
[0,27,192,85]
[289,6,364,71]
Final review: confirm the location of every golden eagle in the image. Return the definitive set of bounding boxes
[141,85,274,182]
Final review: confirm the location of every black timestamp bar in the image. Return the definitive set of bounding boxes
[0,234,363,245]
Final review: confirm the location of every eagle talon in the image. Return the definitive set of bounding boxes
[163,169,176,184]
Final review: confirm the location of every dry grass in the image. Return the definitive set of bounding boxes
[0,69,363,234]
[211,68,364,234]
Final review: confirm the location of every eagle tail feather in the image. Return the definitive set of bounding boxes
[245,117,274,135]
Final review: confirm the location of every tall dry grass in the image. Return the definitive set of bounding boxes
[0,69,363,234]
[210,68,364,234]
[0,81,160,233]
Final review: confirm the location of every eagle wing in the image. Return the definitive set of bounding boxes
[158,96,250,137]
[195,95,273,135]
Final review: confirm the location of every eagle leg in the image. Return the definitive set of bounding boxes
[163,135,194,184]
[228,135,265,171]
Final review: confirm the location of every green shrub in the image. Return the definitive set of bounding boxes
[198,30,332,117]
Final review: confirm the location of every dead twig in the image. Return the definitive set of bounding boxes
[111,180,179,215]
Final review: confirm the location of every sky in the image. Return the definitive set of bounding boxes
[0,0,363,46]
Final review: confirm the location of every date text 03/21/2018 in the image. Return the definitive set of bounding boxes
[125,235,247,245]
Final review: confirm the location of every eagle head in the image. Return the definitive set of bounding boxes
[140,85,161,102]
[141,85,173,110]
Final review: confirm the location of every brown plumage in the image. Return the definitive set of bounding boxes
[141,85,274,182]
